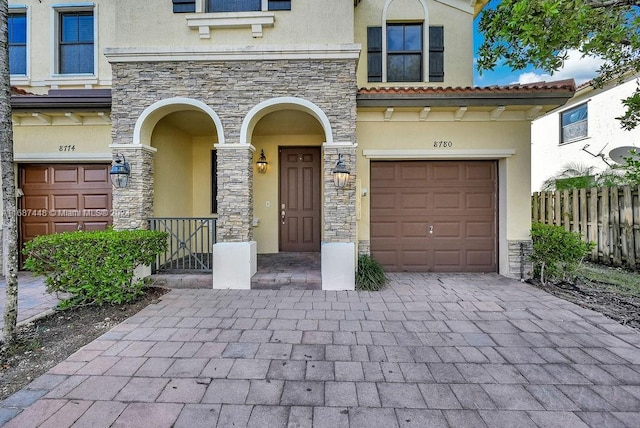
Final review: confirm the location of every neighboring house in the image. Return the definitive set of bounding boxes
[4,0,574,289]
[532,75,640,191]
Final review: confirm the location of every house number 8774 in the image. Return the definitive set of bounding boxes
[433,141,453,148]
[59,145,75,152]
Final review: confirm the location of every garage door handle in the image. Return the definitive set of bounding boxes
[77,224,83,231]
[429,226,433,234]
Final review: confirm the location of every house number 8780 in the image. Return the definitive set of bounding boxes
[433,141,453,148]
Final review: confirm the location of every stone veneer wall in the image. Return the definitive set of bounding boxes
[358,239,370,257]
[508,240,533,280]
[112,147,155,230]
[110,59,357,241]
[323,147,357,243]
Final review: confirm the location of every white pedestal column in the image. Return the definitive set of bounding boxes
[321,242,355,291]
[212,242,257,289]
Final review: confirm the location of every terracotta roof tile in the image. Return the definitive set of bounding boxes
[10,86,35,96]
[358,79,576,95]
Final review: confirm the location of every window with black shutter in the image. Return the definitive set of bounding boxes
[387,23,422,82]
[429,26,444,82]
[367,27,382,82]
[172,0,195,13]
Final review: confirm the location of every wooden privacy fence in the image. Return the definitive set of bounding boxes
[532,186,640,270]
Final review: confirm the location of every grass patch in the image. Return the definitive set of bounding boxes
[577,263,640,296]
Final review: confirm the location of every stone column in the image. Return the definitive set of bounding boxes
[110,144,156,230]
[322,142,357,290]
[212,144,256,289]
[214,144,254,242]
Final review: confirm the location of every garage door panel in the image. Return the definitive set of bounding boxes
[54,222,80,233]
[371,161,496,272]
[467,222,494,238]
[83,194,110,210]
[83,221,110,231]
[23,195,49,210]
[53,168,79,183]
[23,167,49,184]
[84,167,108,182]
[433,193,461,209]
[466,193,494,209]
[53,195,79,210]
[23,223,49,239]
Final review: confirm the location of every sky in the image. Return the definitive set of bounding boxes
[472,15,604,88]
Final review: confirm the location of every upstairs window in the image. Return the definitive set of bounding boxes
[8,12,27,75]
[368,24,443,83]
[387,23,422,82]
[561,104,588,144]
[174,0,291,13]
[58,11,94,74]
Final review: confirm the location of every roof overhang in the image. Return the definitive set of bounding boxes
[357,80,576,108]
[11,89,112,110]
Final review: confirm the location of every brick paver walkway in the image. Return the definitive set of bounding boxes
[1,273,639,427]
[0,273,58,341]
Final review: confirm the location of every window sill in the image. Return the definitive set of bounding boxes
[10,76,30,86]
[559,136,590,146]
[45,75,99,88]
[186,11,275,39]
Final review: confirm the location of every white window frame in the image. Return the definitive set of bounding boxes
[50,3,98,81]
[9,4,30,84]
[560,102,589,145]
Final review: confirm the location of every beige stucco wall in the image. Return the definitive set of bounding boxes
[152,122,194,217]
[356,116,533,274]
[9,0,117,90]
[355,0,475,88]
[192,136,216,217]
[252,134,324,254]
[112,0,354,48]
[13,124,111,155]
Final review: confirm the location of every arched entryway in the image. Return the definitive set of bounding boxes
[133,97,223,272]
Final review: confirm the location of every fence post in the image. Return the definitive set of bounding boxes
[621,186,636,269]
[589,187,598,260]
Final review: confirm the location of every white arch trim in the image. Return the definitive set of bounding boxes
[239,97,333,145]
[382,0,429,83]
[133,97,225,146]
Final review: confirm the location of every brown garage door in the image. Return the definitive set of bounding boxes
[19,164,113,249]
[370,161,497,272]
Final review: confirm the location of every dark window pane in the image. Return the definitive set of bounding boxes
[60,44,93,74]
[78,15,94,42]
[404,25,422,50]
[387,26,404,51]
[268,0,291,10]
[9,46,26,75]
[9,15,27,44]
[61,14,79,42]
[404,54,421,81]
[208,0,261,12]
[173,0,196,13]
[387,55,404,82]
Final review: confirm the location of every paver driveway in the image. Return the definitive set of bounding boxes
[1,273,640,427]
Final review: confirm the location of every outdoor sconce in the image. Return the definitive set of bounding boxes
[332,154,350,188]
[256,149,268,174]
[109,153,131,188]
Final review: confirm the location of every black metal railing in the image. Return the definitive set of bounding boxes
[148,217,216,273]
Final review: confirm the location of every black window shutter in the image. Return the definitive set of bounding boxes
[173,0,195,13]
[429,26,444,82]
[268,0,291,10]
[368,26,382,82]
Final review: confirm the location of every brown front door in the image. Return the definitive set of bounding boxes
[370,160,497,272]
[19,164,113,263]
[279,147,321,252]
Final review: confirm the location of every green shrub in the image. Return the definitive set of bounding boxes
[530,222,594,285]
[356,255,387,291]
[23,229,168,309]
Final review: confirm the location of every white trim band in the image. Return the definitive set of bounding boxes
[110,144,158,154]
[362,149,517,159]
[104,44,362,63]
[15,152,113,162]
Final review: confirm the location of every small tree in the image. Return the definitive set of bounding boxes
[621,149,640,184]
[530,223,594,285]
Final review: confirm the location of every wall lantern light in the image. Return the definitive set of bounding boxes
[332,154,350,188]
[256,149,268,174]
[110,153,131,188]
